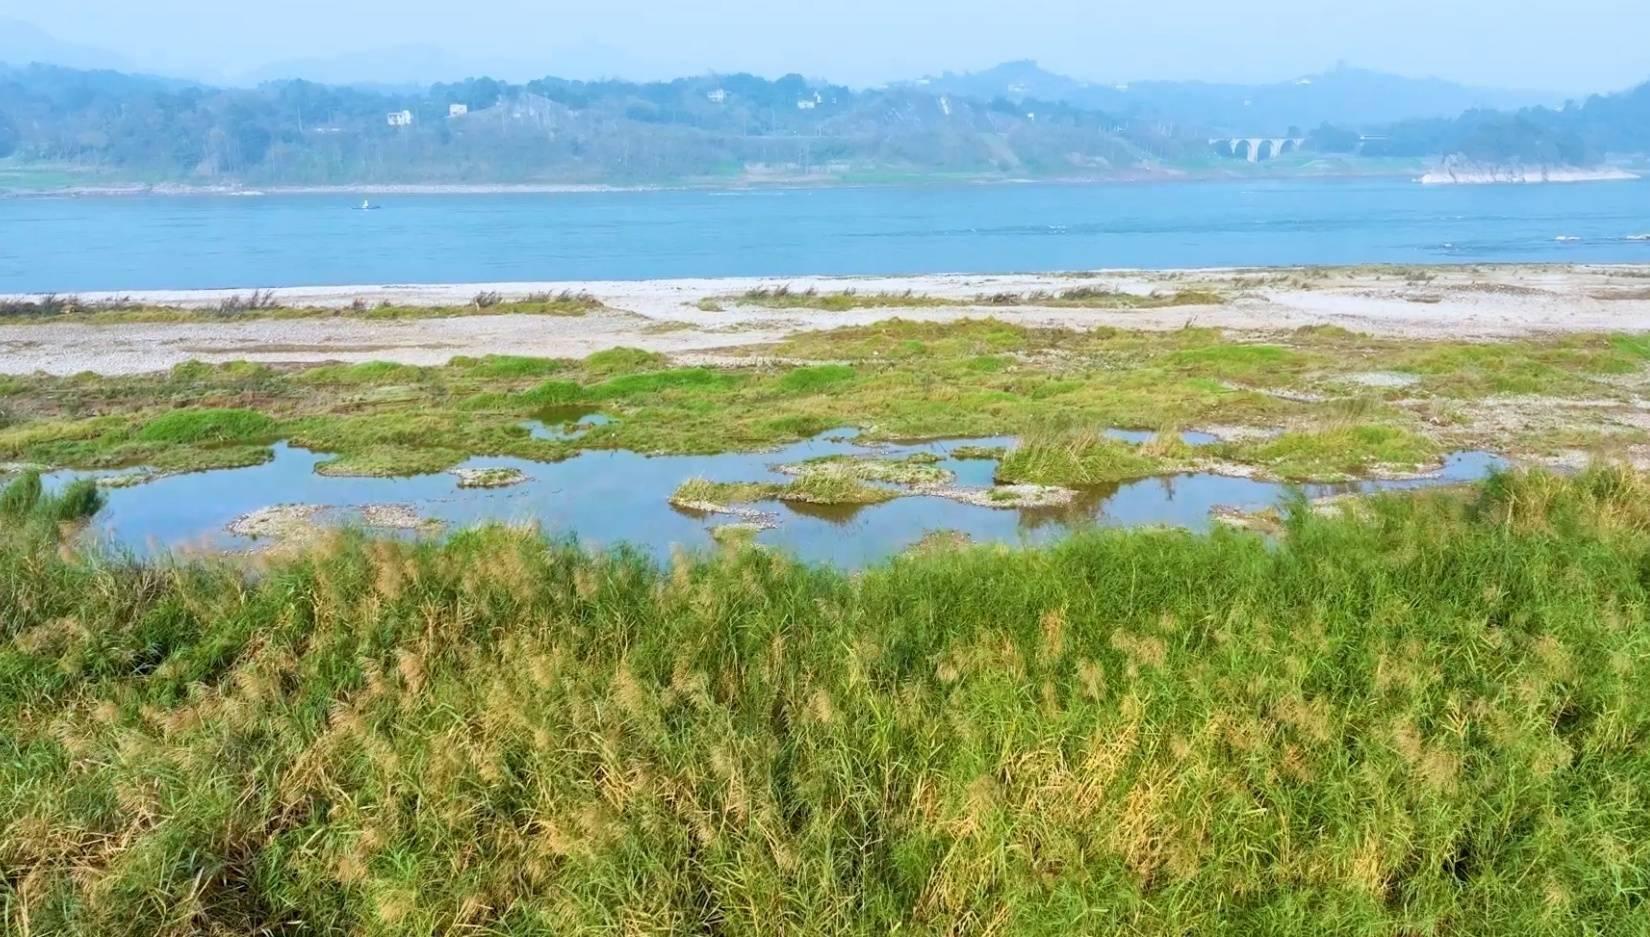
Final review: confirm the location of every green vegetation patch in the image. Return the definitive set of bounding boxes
[583,346,669,375]
[774,472,899,505]
[297,361,430,385]
[135,408,279,445]
[588,367,739,399]
[670,478,777,507]
[1236,423,1440,480]
[767,318,1034,361]
[1165,343,1311,383]
[5,469,1650,933]
[6,322,1650,481]
[671,473,898,507]
[776,364,856,394]
[788,453,951,487]
[517,379,583,407]
[314,446,469,478]
[1395,337,1648,396]
[0,469,103,528]
[450,354,571,378]
[997,428,1163,486]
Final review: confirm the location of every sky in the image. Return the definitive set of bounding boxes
[7,0,1650,93]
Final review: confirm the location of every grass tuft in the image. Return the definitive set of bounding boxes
[731,286,952,311]
[135,408,279,445]
[777,364,856,393]
[997,427,1162,485]
[1238,423,1439,480]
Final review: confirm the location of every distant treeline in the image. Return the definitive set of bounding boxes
[0,65,1193,184]
[1,63,1646,185]
[1309,81,1650,165]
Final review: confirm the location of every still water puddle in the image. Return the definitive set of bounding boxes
[522,409,614,441]
[48,430,1506,568]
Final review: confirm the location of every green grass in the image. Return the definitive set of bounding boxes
[672,456,948,512]
[450,355,570,379]
[775,472,899,505]
[1165,343,1311,383]
[0,469,104,528]
[519,379,584,406]
[670,478,776,506]
[777,364,857,393]
[670,473,899,507]
[4,469,1650,933]
[314,446,470,478]
[1393,337,1647,397]
[297,361,430,386]
[135,408,279,445]
[0,470,44,515]
[1235,424,1441,481]
[587,368,738,399]
[2,323,1649,480]
[997,428,1163,486]
[584,347,669,374]
[790,453,950,486]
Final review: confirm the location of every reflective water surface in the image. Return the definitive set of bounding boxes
[45,431,1507,567]
[5,178,1650,293]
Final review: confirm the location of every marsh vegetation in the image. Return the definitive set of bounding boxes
[4,318,1646,487]
[3,291,1650,933]
[0,291,605,323]
[4,468,1650,934]
[717,285,1227,311]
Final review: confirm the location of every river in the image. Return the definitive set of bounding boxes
[4,177,1649,293]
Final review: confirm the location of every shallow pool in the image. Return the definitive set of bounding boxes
[46,431,1507,567]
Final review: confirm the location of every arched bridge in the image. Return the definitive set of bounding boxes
[1208,137,1306,163]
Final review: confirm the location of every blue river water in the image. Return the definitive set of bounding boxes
[3,177,1650,293]
[45,429,1505,568]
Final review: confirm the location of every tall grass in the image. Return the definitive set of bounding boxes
[0,469,104,528]
[4,470,1650,934]
[997,426,1160,485]
[976,287,1225,308]
[217,289,280,313]
[734,286,952,311]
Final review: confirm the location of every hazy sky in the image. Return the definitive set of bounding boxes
[12,0,1650,92]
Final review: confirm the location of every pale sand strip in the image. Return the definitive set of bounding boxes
[3,265,1649,376]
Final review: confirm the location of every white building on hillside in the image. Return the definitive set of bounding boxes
[387,110,414,127]
[448,103,469,117]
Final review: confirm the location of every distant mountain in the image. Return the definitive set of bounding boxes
[233,42,676,89]
[0,18,132,72]
[232,45,559,90]
[908,61,1565,134]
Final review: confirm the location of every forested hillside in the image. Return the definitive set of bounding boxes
[0,65,1194,185]
[1314,81,1650,165]
[1,62,1646,186]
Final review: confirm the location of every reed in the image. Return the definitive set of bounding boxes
[5,468,1649,934]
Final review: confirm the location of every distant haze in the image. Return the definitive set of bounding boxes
[6,0,1649,93]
